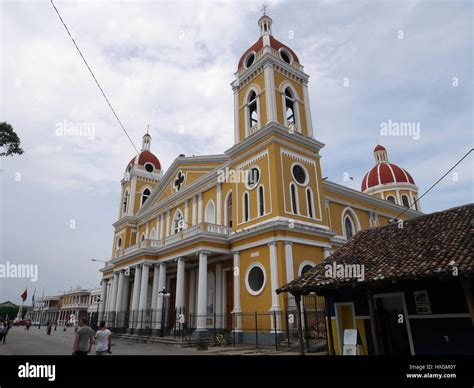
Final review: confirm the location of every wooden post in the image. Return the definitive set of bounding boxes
[325,295,335,355]
[461,279,474,325]
[366,288,380,355]
[294,293,305,356]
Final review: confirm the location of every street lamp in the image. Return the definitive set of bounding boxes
[91,259,107,263]
[159,287,170,338]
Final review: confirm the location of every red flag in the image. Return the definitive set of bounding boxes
[21,288,27,302]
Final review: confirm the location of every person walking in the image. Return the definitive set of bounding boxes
[72,318,93,356]
[46,320,52,336]
[94,321,112,355]
[0,321,5,344]
[1,321,9,344]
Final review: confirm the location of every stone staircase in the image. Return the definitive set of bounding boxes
[111,333,213,348]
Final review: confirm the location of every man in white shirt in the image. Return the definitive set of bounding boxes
[95,321,112,355]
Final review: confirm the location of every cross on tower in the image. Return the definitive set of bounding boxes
[174,171,185,191]
[261,4,267,15]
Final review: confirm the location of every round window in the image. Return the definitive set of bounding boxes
[292,164,307,185]
[245,166,260,189]
[280,50,292,64]
[245,52,255,68]
[246,264,266,295]
[144,163,154,173]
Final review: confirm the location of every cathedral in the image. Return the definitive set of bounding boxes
[98,14,421,343]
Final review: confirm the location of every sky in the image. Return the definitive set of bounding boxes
[1,0,472,304]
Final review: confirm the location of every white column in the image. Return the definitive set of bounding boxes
[127,176,137,216]
[215,261,223,328]
[216,184,222,225]
[284,242,296,309]
[166,210,171,237]
[233,83,240,143]
[192,196,197,225]
[264,62,277,123]
[138,264,149,311]
[197,193,203,223]
[196,251,209,332]
[175,258,186,316]
[268,242,282,332]
[109,272,119,313]
[98,279,107,317]
[157,262,167,328]
[188,269,196,326]
[232,250,242,331]
[114,270,125,313]
[130,265,142,328]
[159,214,164,240]
[121,274,130,313]
[323,247,332,259]
[302,81,314,137]
[184,200,189,230]
[151,264,160,311]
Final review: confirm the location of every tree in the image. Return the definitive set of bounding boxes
[0,122,24,156]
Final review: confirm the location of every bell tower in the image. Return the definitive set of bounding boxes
[232,13,314,143]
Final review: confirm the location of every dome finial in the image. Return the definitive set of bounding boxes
[258,6,272,36]
[374,144,388,163]
[142,127,151,151]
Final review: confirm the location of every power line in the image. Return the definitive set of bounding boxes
[50,0,194,228]
[50,0,139,155]
[395,148,473,220]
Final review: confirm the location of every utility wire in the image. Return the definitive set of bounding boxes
[50,0,194,229]
[395,148,473,220]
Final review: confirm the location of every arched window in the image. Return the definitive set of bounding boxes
[344,216,355,240]
[225,192,233,227]
[150,228,156,240]
[247,90,258,130]
[141,188,151,206]
[258,185,265,216]
[140,233,146,242]
[341,208,360,240]
[402,195,410,208]
[290,183,298,214]
[205,201,216,224]
[386,195,396,204]
[173,210,184,234]
[243,192,250,222]
[122,190,129,215]
[117,237,122,249]
[284,87,296,126]
[306,188,314,218]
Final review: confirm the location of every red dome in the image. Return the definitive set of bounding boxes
[361,162,415,192]
[128,150,161,171]
[238,36,300,70]
[374,144,386,152]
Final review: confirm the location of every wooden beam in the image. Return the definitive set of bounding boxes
[461,278,474,325]
[294,293,305,356]
[325,295,335,355]
[366,288,381,355]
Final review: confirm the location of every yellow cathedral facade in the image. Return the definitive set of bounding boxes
[99,14,421,342]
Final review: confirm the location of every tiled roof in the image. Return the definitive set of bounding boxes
[277,204,474,295]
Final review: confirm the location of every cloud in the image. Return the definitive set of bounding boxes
[1,0,472,302]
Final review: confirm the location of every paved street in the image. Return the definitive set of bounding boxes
[0,326,304,355]
[0,326,199,355]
